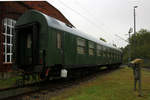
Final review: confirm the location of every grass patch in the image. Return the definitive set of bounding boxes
[0,77,19,89]
[0,74,42,89]
[50,67,150,100]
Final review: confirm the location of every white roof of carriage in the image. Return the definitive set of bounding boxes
[30,10,122,52]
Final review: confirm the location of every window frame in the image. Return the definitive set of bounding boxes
[88,41,95,56]
[96,44,102,56]
[56,32,62,49]
[2,18,16,63]
[77,37,86,54]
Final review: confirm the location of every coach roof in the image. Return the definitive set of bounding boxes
[16,10,122,52]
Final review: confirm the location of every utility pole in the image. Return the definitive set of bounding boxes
[128,28,133,62]
[115,27,133,63]
[134,6,138,35]
[133,6,138,58]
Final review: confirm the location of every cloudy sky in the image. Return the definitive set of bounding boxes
[47,0,150,47]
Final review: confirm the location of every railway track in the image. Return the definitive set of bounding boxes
[0,80,44,100]
[0,68,116,100]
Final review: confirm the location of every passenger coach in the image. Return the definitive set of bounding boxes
[13,10,122,80]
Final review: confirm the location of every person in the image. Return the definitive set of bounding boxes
[129,58,143,96]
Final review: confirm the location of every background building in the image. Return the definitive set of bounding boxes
[0,1,73,78]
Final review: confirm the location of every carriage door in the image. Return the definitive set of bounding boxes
[23,24,39,65]
[16,27,33,65]
[17,24,39,66]
[56,32,64,64]
[26,32,32,65]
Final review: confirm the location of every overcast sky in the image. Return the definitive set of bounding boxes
[47,0,150,48]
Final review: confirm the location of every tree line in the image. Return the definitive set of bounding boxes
[122,29,150,66]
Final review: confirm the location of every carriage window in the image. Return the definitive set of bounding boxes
[109,49,112,58]
[103,52,105,57]
[103,47,106,57]
[106,52,108,57]
[57,33,61,49]
[27,34,32,48]
[111,52,112,58]
[97,45,102,56]
[114,52,116,59]
[77,38,86,54]
[2,18,16,63]
[88,42,94,56]
[103,46,106,51]
[106,52,108,58]
[111,52,113,58]
[112,50,114,58]
[115,51,117,59]
[107,52,109,58]
[117,53,119,59]
[113,51,115,58]
[97,50,101,56]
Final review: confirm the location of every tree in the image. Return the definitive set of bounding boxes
[122,29,150,64]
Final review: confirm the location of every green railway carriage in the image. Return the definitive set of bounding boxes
[14,10,122,79]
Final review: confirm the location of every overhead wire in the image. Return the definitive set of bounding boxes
[50,0,122,46]
[57,0,119,45]
[72,0,117,42]
[57,0,110,36]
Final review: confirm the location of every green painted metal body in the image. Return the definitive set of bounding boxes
[15,10,122,72]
